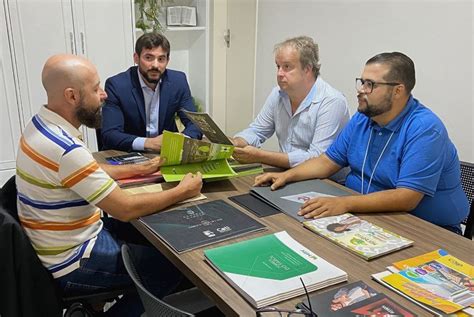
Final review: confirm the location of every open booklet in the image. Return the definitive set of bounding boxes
[166,6,197,26]
[160,110,258,182]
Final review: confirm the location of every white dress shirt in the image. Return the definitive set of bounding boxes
[132,69,161,150]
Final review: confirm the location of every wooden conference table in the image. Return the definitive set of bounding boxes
[95,151,473,316]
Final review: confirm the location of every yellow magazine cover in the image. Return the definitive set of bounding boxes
[382,273,464,314]
[382,254,474,314]
[393,249,448,270]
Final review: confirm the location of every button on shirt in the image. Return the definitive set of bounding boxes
[234,77,350,167]
[132,69,161,150]
[326,96,469,227]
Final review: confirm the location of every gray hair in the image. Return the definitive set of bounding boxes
[274,36,321,78]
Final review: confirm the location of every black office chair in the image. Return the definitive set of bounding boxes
[95,128,103,151]
[0,176,133,316]
[121,244,194,317]
[460,161,474,239]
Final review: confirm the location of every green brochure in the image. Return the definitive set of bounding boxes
[160,131,236,181]
[204,231,347,308]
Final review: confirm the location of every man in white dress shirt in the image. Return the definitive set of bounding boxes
[232,36,349,169]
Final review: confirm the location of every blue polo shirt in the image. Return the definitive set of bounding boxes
[326,96,468,227]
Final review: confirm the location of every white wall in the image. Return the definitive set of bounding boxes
[255,0,473,162]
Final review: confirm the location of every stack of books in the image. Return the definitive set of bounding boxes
[105,153,164,186]
[372,249,474,316]
[204,231,348,308]
[303,213,413,260]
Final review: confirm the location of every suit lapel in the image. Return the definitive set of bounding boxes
[159,71,170,133]
[131,68,146,126]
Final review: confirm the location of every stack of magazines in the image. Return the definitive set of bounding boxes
[372,249,474,316]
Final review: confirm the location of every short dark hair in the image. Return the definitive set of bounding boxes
[366,52,416,94]
[135,32,170,58]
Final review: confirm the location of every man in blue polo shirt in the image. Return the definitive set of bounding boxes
[254,52,468,234]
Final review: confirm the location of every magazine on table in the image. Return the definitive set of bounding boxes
[297,280,417,316]
[303,213,413,260]
[372,251,474,315]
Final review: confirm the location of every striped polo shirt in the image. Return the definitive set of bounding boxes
[16,106,117,278]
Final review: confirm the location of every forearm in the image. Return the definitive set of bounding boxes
[285,154,340,183]
[256,149,290,169]
[98,186,188,222]
[99,163,150,180]
[342,188,423,214]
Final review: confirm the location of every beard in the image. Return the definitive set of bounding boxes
[76,99,102,129]
[357,92,393,118]
[139,66,161,84]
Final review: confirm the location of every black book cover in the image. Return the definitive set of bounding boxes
[228,193,280,217]
[140,199,266,253]
[250,179,351,222]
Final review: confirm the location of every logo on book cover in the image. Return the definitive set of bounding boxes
[217,226,231,233]
[203,230,216,237]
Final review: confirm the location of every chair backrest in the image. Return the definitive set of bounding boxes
[460,161,474,203]
[0,175,18,222]
[121,244,194,317]
[95,128,103,151]
[0,206,63,317]
[460,161,474,238]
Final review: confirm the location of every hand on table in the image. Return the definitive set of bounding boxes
[298,196,349,219]
[253,172,288,191]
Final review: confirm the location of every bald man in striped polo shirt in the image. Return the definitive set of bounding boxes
[16,54,202,316]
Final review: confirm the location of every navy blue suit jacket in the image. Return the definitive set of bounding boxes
[101,66,202,151]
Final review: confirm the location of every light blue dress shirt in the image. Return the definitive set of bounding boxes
[132,69,161,151]
[234,77,350,167]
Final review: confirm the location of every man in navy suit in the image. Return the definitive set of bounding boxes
[101,32,201,152]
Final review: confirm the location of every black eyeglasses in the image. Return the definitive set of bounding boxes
[355,78,401,94]
[256,278,317,317]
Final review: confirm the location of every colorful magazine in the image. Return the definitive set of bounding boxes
[297,281,417,316]
[303,213,413,260]
[392,249,448,270]
[374,254,474,314]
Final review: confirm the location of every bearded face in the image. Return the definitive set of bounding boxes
[75,92,103,129]
[357,89,394,118]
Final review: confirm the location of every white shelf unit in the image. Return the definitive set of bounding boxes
[134,0,209,113]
